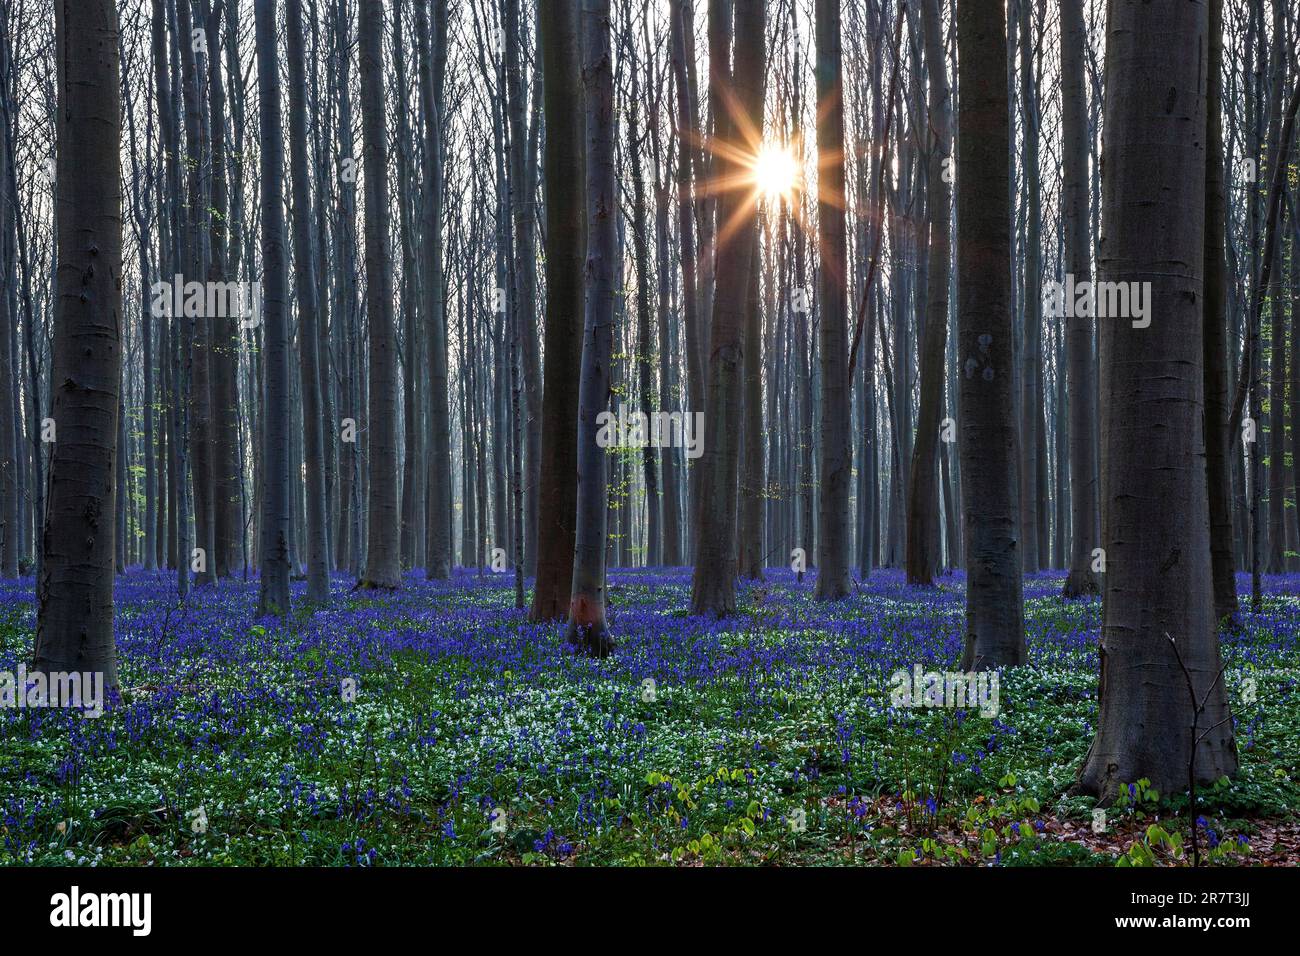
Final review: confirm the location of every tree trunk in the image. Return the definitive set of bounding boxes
[416,0,452,580]
[35,0,124,689]
[1202,0,1237,621]
[813,0,850,600]
[357,0,401,589]
[689,0,765,616]
[739,227,765,580]
[1060,0,1099,599]
[255,0,292,616]
[904,0,952,587]
[566,0,617,656]
[286,0,330,604]
[1075,0,1237,800]
[955,0,1025,671]
[530,0,585,621]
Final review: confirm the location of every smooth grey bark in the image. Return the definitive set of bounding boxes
[255,0,292,616]
[175,0,215,588]
[813,0,850,600]
[357,0,401,589]
[204,0,242,581]
[1075,0,1238,801]
[530,0,584,621]
[566,0,617,656]
[416,0,451,580]
[35,0,124,690]
[395,0,421,572]
[955,0,1025,671]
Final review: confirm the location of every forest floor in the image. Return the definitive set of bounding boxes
[0,566,1297,867]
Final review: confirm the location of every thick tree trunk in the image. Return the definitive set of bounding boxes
[416,0,452,580]
[1075,0,1237,801]
[955,0,1025,671]
[35,0,124,689]
[206,0,242,582]
[357,0,401,589]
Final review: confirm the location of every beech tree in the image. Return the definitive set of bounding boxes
[1060,0,1099,600]
[690,0,765,616]
[255,0,292,616]
[1075,0,1238,799]
[357,0,401,590]
[955,0,1025,671]
[531,0,585,622]
[567,0,617,657]
[903,0,952,587]
[812,0,850,601]
[35,0,124,688]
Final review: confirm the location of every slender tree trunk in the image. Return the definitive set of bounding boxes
[286,0,330,604]
[689,0,765,616]
[905,0,952,587]
[255,0,292,616]
[1060,0,1099,599]
[739,226,765,580]
[503,0,542,578]
[566,0,617,655]
[1016,0,1041,575]
[0,92,15,579]
[530,0,585,621]
[1203,0,1237,621]
[670,0,705,541]
[813,0,850,600]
